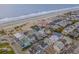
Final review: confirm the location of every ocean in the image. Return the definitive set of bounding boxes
[0,4,79,19]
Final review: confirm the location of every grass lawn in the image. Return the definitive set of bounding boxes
[0,43,15,54]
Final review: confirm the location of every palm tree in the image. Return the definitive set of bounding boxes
[14,26,22,32]
[0,29,6,35]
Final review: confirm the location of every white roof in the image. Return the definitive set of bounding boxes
[14,33,23,38]
[49,35,60,42]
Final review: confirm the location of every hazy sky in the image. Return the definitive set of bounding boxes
[0,4,79,19]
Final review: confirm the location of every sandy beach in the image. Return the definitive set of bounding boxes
[0,7,79,32]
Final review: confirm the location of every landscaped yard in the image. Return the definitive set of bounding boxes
[0,43,15,54]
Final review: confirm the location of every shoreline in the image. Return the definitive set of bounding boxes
[0,6,79,29]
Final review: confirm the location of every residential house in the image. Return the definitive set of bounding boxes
[49,32,62,43]
[28,44,45,54]
[56,20,72,28]
[62,36,72,45]
[53,41,64,53]
[14,33,31,48]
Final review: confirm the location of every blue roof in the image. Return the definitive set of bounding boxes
[53,32,62,37]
